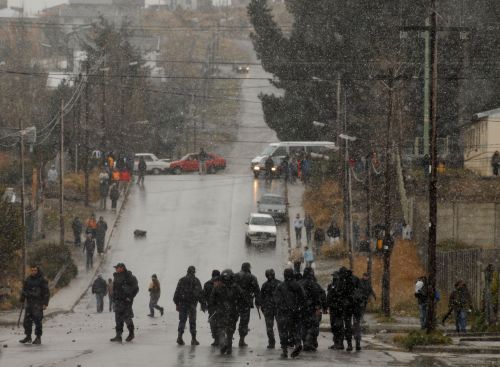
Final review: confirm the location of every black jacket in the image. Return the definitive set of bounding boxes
[96,220,108,238]
[234,270,260,308]
[359,279,376,303]
[299,276,325,312]
[202,278,217,313]
[72,218,82,234]
[112,270,139,307]
[173,274,203,306]
[92,277,108,295]
[274,279,306,315]
[256,278,281,314]
[20,271,50,307]
[209,280,245,318]
[83,238,96,254]
[110,186,120,201]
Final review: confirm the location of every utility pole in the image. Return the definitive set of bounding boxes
[366,153,373,278]
[59,99,65,246]
[382,72,394,317]
[84,64,90,207]
[19,119,27,279]
[423,17,431,156]
[426,0,439,333]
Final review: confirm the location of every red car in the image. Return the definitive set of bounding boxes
[169,152,226,174]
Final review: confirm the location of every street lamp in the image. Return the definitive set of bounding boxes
[339,133,357,271]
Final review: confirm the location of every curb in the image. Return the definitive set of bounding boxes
[412,345,500,354]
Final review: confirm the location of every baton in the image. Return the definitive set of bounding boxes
[257,307,262,320]
[207,311,217,323]
[17,302,25,328]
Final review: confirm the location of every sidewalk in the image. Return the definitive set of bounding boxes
[0,185,130,326]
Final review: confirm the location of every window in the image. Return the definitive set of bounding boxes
[272,146,287,157]
[250,216,275,226]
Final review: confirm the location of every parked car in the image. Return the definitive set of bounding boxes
[133,153,171,174]
[245,213,277,247]
[257,193,288,222]
[233,64,250,73]
[169,152,226,174]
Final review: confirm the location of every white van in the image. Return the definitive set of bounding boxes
[251,141,337,178]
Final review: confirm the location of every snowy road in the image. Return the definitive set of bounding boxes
[1,44,430,367]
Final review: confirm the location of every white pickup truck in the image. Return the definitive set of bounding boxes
[133,153,171,175]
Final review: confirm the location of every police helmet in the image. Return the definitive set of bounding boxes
[284,268,295,281]
[221,269,234,283]
[265,269,275,279]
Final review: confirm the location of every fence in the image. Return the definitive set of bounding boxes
[436,248,500,308]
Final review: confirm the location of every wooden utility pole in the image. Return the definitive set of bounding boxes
[84,64,90,207]
[382,73,394,317]
[59,99,65,246]
[366,153,373,278]
[19,120,27,279]
[426,0,439,333]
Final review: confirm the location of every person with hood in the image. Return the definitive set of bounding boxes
[274,268,306,359]
[92,274,108,313]
[137,156,147,185]
[85,213,97,238]
[444,280,473,333]
[83,233,96,271]
[335,266,362,351]
[304,214,314,245]
[234,262,260,347]
[110,263,139,343]
[173,266,203,346]
[202,269,221,346]
[72,216,83,246]
[95,216,108,255]
[148,274,164,317]
[209,269,245,355]
[19,265,50,345]
[110,183,120,212]
[255,269,281,349]
[415,276,428,329]
[299,267,325,351]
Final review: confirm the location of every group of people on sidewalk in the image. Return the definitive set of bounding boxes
[71,213,108,271]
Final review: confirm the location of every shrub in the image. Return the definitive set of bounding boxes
[437,239,476,252]
[321,242,349,259]
[394,330,451,351]
[28,242,78,288]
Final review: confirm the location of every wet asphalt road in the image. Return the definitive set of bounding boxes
[0,43,459,367]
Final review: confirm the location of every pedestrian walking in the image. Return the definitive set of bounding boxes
[301,155,311,184]
[147,274,164,317]
[83,233,96,271]
[289,158,298,183]
[281,155,289,182]
[327,220,341,245]
[173,266,203,346]
[289,244,304,274]
[85,213,97,238]
[137,156,147,185]
[415,276,427,329]
[110,183,120,212]
[209,269,245,355]
[119,169,131,193]
[304,214,314,245]
[95,216,108,255]
[293,213,304,243]
[255,269,281,349]
[92,274,108,313]
[110,263,139,343]
[264,156,274,184]
[359,273,376,322]
[111,168,121,185]
[304,246,314,268]
[18,265,50,345]
[234,262,260,347]
[198,148,209,175]
[492,151,500,176]
[99,170,109,210]
[107,278,114,312]
[72,216,83,246]
[443,280,473,333]
[202,270,220,346]
[313,227,325,256]
[274,268,305,359]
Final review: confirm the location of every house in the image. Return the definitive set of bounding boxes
[463,107,500,176]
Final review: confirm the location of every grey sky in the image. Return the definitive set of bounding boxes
[12,1,168,14]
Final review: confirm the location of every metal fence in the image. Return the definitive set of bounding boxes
[436,248,500,307]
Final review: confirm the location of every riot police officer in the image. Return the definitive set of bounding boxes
[256,269,281,349]
[234,262,260,347]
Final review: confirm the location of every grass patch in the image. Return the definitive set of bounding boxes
[374,313,398,323]
[394,330,452,351]
[303,180,343,229]
[320,241,349,259]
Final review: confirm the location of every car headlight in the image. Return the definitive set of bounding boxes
[253,166,260,171]
[271,167,277,172]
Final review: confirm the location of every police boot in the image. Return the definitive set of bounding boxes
[125,325,135,342]
[32,336,41,345]
[267,338,275,349]
[239,336,247,347]
[280,348,288,359]
[177,333,185,345]
[191,335,200,346]
[19,335,32,344]
[355,339,361,351]
[110,334,122,342]
[290,344,302,358]
[211,339,219,346]
[346,340,353,352]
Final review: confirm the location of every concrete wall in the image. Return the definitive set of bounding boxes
[414,200,500,248]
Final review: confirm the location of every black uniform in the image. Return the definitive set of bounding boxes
[234,263,260,345]
[299,267,324,351]
[327,271,344,349]
[274,268,306,358]
[95,219,108,254]
[112,267,139,340]
[209,269,245,355]
[202,270,220,344]
[20,267,49,343]
[255,269,281,348]
[173,267,203,343]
